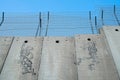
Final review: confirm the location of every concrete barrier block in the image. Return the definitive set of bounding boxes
[0,37,13,73]
[38,37,78,80]
[0,37,43,80]
[75,34,119,80]
[101,26,120,77]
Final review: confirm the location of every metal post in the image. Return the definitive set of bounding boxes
[35,25,39,37]
[113,5,120,26]
[45,11,50,36]
[101,10,104,26]
[89,11,94,34]
[95,16,98,34]
[114,5,116,14]
[39,12,42,36]
[89,11,91,20]
[0,12,4,26]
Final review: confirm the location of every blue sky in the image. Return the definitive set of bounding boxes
[0,0,120,12]
[0,0,120,36]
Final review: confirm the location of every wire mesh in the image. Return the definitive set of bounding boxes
[0,5,120,36]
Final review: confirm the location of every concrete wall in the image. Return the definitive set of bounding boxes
[0,37,13,73]
[0,26,120,80]
[38,37,77,80]
[101,26,120,78]
[75,34,119,80]
[0,37,43,80]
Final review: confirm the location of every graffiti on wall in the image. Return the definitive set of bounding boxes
[77,41,100,71]
[19,43,36,75]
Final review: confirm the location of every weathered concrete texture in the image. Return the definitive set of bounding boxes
[75,35,119,80]
[0,37,43,80]
[0,27,120,80]
[0,37,13,73]
[38,37,78,80]
[101,26,120,77]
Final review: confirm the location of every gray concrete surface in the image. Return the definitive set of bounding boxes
[101,26,120,77]
[0,37,13,73]
[0,37,43,80]
[0,26,120,80]
[38,37,78,80]
[75,34,119,80]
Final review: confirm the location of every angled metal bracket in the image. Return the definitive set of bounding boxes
[89,11,94,34]
[39,12,42,36]
[114,5,120,26]
[45,11,50,36]
[101,10,104,26]
[95,16,99,34]
[0,12,4,26]
[35,12,42,37]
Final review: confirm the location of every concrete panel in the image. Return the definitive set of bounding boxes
[38,37,78,80]
[75,35,119,80]
[0,37,43,80]
[101,26,120,77]
[0,37,13,73]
